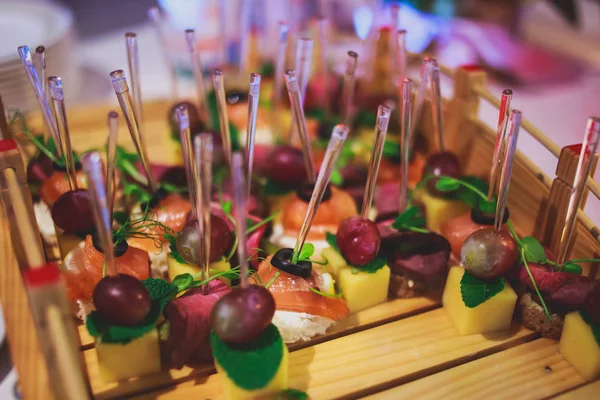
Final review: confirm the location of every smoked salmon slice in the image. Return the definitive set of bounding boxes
[63,235,150,303]
[256,257,349,321]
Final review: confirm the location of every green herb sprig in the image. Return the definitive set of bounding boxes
[392,206,428,233]
[325,232,386,274]
[419,175,495,213]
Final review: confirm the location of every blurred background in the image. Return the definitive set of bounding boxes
[0,0,599,396]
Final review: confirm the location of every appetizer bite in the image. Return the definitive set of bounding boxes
[259,125,350,343]
[378,79,451,299]
[321,105,391,313]
[518,118,600,341]
[443,110,522,335]
[211,153,288,399]
[441,89,513,257]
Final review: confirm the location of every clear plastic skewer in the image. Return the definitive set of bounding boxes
[390,4,400,77]
[212,69,232,168]
[410,57,434,139]
[106,111,119,218]
[399,78,412,213]
[245,73,261,201]
[176,104,196,218]
[285,70,316,183]
[18,46,62,156]
[48,77,77,190]
[494,110,521,231]
[292,125,349,257]
[35,46,46,98]
[82,152,117,276]
[488,89,513,201]
[194,134,213,295]
[185,29,212,127]
[429,59,445,152]
[316,16,329,112]
[148,7,178,100]
[556,117,600,265]
[396,30,407,82]
[231,152,249,288]
[110,70,158,193]
[296,38,313,105]
[125,33,144,130]
[341,51,359,127]
[362,105,391,219]
[271,22,289,139]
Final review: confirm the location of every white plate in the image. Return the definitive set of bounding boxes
[0,1,73,63]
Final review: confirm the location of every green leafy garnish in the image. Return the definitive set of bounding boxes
[296,243,314,263]
[352,110,377,128]
[263,179,295,196]
[309,286,343,298]
[207,90,241,151]
[435,178,460,192]
[579,310,600,347]
[460,270,505,308]
[325,232,386,273]
[382,140,401,158]
[275,389,309,400]
[86,278,176,344]
[211,324,284,390]
[391,206,428,233]
[521,236,547,264]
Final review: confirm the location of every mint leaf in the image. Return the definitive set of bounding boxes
[460,270,505,308]
[383,140,400,158]
[325,232,339,252]
[355,255,386,274]
[521,236,546,264]
[263,179,294,196]
[142,277,177,303]
[353,110,377,128]
[392,206,427,232]
[172,273,194,292]
[478,199,496,214]
[579,311,600,347]
[330,168,343,186]
[435,177,460,192]
[298,243,315,261]
[165,233,187,264]
[275,389,309,399]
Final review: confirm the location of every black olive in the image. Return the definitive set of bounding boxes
[296,182,332,203]
[141,187,169,210]
[471,206,510,225]
[270,248,312,278]
[226,90,248,104]
[92,231,130,257]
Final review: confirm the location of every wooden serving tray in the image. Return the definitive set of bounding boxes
[2,65,600,399]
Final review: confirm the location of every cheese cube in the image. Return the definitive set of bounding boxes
[96,329,161,383]
[421,191,470,233]
[216,343,289,400]
[443,266,517,335]
[168,257,233,286]
[560,312,600,381]
[338,266,391,313]
[56,230,85,260]
[321,247,347,277]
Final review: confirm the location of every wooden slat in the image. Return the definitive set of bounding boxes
[86,297,438,399]
[134,309,536,400]
[365,339,584,400]
[551,380,600,399]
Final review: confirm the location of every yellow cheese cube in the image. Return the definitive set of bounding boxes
[560,312,600,381]
[421,191,470,232]
[321,247,347,277]
[443,266,517,335]
[339,266,391,313]
[56,230,84,260]
[168,257,233,286]
[216,343,289,400]
[96,328,161,384]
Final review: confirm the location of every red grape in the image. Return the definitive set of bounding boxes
[267,146,307,186]
[176,214,233,265]
[93,274,151,326]
[336,216,381,265]
[211,285,275,344]
[461,228,518,279]
[51,189,95,234]
[423,151,462,196]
